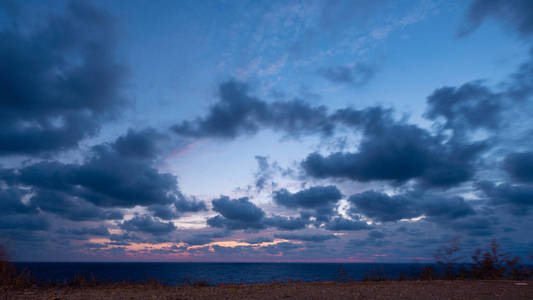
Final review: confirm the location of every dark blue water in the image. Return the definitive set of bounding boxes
[15,262,432,285]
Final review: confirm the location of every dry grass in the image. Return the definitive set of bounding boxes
[3,280,532,300]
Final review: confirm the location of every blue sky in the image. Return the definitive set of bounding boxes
[1,0,533,262]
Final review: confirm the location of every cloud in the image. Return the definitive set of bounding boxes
[0,214,49,231]
[112,128,164,160]
[9,129,194,209]
[211,196,265,223]
[459,0,533,39]
[57,226,110,238]
[119,215,176,235]
[0,128,205,225]
[274,233,337,242]
[264,215,309,230]
[503,152,533,183]
[149,196,206,220]
[182,231,229,246]
[325,217,371,231]
[448,216,496,237]
[254,155,276,191]
[367,230,386,239]
[243,237,273,244]
[207,196,312,231]
[478,181,533,215]
[30,189,123,221]
[348,190,475,222]
[0,1,127,156]
[425,81,503,135]
[0,188,37,215]
[172,80,333,139]
[273,185,343,222]
[207,196,266,230]
[302,113,487,187]
[318,63,375,87]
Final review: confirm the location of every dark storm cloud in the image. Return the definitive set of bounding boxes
[459,0,533,39]
[148,204,180,220]
[207,196,266,230]
[175,197,207,212]
[325,217,371,231]
[0,1,127,156]
[149,197,206,220]
[503,152,533,183]
[207,196,312,231]
[318,63,375,87]
[305,102,489,188]
[348,190,475,222]
[1,129,204,223]
[30,189,123,221]
[264,215,308,230]
[173,79,490,189]
[119,215,176,235]
[346,236,391,249]
[348,191,419,222]
[367,230,386,239]
[211,196,265,223]
[172,80,333,139]
[183,231,229,246]
[477,181,533,214]
[0,188,37,215]
[57,225,110,238]
[425,82,503,135]
[0,214,49,231]
[274,233,337,242]
[112,128,163,159]
[273,185,342,222]
[448,216,496,237]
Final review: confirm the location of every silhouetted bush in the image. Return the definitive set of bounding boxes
[433,239,532,281]
[362,268,387,281]
[434,238,462,279]
[419,265,437,281]
[0,246,34,290]
[470,240,510,279]
[335,265,352,282]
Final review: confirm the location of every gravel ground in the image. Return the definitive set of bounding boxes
[3,280,532,300]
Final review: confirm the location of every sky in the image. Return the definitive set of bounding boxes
[1,0,533,262]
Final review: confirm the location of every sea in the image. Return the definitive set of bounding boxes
[15,262,435,285]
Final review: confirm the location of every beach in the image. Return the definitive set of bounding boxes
[4,280,532,300]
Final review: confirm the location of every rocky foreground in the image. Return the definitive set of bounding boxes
[3,280,533,300]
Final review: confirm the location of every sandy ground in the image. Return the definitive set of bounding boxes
[3,280,533,300]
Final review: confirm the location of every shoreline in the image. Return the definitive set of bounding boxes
[4,280,533,300]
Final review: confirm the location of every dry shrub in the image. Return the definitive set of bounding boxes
[335,265,352,283]
[362,268,387,281]
[419,265,437,281]
[0,246,34,290]
[470,240,510,279]
[434,238,462,279]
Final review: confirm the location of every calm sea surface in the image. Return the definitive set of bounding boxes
[15,262,433,285]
